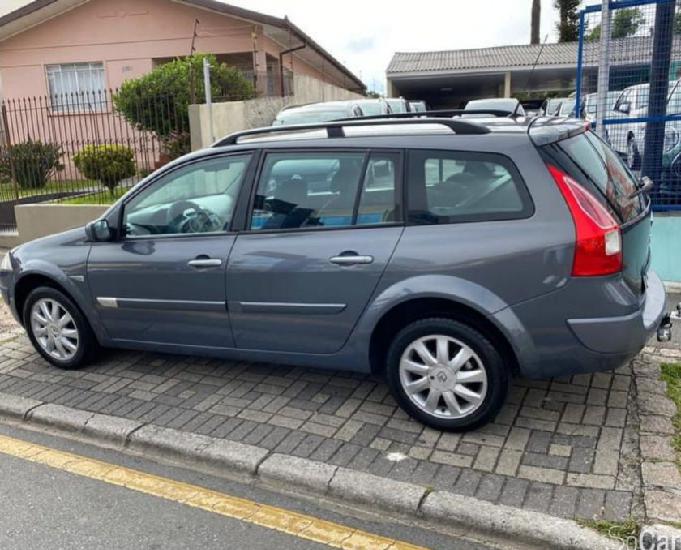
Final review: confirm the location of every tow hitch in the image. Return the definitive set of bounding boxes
[658,302,680,342]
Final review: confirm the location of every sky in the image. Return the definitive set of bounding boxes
[0,0,573,93]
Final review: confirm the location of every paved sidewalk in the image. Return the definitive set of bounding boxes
[0,326,643,524]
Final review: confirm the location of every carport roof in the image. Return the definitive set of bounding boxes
[387,43,579,74]
[387,36,681,75]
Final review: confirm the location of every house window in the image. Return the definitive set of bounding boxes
[46,62,106,112]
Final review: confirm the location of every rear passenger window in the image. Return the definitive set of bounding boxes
[250,151,401,231]
[407,150,532,225]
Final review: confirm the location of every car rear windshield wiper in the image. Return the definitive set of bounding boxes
[628,176,654,199]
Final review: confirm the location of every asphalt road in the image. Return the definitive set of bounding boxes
[0,423,502,550]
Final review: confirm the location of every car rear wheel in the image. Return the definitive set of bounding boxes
[23,287,98,370]
[385,318,509,431]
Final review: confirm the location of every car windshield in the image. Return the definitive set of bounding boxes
[559,99,576,116]
[357,102,383,116]
[275,108,350,126]
[385,99,407,113]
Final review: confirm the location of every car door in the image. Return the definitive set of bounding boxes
[227,149,404,354]
[87,152,254,349]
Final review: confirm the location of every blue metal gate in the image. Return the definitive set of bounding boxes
[575,0,681,210]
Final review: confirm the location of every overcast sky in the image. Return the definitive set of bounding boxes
[0,0,575,93]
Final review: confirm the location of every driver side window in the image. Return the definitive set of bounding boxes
[124,154,251,237]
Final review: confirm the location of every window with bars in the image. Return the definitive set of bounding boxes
[46,62,107,112]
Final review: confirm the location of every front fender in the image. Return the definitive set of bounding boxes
[14,259,107,343]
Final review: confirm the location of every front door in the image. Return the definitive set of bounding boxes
[88,153,253,349]
[227,149,403,354]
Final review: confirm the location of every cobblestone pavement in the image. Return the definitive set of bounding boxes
[0,319,645,524]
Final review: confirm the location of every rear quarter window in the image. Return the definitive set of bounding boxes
[407,149,533,225]
[546,132,645,223]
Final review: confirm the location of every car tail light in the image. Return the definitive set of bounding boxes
[547,164,623,277]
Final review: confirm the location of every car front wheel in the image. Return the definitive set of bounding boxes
[386,318,509,431]
[23,287,98,369]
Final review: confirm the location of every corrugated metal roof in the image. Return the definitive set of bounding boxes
[387,37,681,74]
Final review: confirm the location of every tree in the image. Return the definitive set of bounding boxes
[675,11,681,34]
[554,0,580,42]
[588,8,646,42]
[531,0,541,45]
[113,54,254,158]
[74,145,136,195]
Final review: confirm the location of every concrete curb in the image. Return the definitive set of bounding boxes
[0,392,619,550]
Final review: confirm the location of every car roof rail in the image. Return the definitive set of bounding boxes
[213,116,490,147]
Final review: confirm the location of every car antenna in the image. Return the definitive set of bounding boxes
[527,34,549,95]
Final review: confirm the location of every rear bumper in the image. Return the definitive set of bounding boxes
[567,270,667,354]
[500,271,667,379]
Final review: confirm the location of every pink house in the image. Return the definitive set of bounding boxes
[0,0,364,100]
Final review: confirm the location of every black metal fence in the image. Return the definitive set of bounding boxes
[576,0,681,210]
[0,89,189,231]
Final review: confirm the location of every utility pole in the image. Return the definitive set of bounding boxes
[203,57,214,144]
[595,0,611,138]
[642,0,676,185]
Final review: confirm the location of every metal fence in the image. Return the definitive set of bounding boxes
[576,0,681,210]
[0,89,189,232]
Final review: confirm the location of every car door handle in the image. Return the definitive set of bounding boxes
[329,253,374,265]
[188,258,222,268]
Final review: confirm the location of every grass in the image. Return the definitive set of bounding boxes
[56,186,130,205]
[660,362,681,467]
[578,519,641,542]
[0,179,97,200]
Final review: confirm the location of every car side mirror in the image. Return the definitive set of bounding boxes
[618,102,630,114]
[87,219,113,242]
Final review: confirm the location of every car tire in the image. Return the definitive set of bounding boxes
[23,286,98,370]
[385,318,509,431]
[627,137,641,171]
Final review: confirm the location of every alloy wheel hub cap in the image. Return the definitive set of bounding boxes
[399,334,488,420]
[30,298,80,362]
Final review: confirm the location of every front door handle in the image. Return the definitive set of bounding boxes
[329,252,374,266]
[188,258,222,268]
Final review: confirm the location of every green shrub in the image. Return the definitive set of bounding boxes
[113,54,254,159]
[74,144,136,194]
[0,140,62,189]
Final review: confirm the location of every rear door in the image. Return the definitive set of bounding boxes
[226,149,404,354]
[541,131,651,294]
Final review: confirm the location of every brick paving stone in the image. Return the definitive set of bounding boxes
[575,488,606,520]
[475,473,505,502]
[452,469,482,496]
[523,482,554,513]
[499,477,530,507]
[549,486,579,518]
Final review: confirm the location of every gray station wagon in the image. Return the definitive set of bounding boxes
[0,113,672,431]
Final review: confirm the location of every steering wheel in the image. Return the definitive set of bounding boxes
[168,200,222,234]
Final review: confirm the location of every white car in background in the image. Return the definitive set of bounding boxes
[607,80,680,170]
[273,101,364,126]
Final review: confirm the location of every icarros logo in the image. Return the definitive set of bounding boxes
[612,526,681,550]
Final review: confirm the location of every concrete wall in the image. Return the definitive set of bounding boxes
[14,204,108,244]
[190,73,363,149]
[651,212,681,285]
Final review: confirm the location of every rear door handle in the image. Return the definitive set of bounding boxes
[329,254,374,265]
[188,258,222,268]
